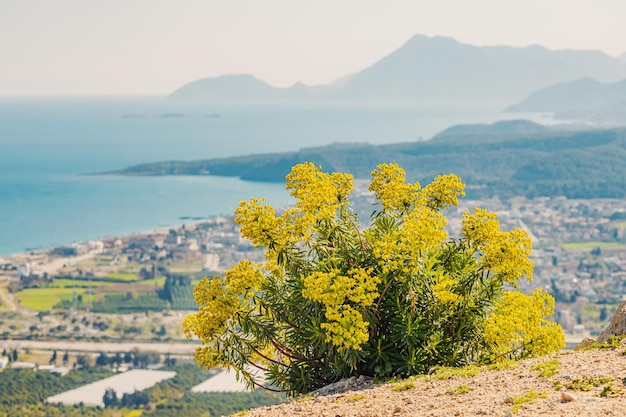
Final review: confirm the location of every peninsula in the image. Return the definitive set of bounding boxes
[105,125,626,200]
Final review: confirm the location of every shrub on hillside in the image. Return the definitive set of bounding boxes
[183,163,565,395]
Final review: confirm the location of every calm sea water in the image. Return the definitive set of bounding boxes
[0,97,546,256]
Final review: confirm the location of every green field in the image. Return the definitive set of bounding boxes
[106,272,139,281]
[17,287,88,311]
[17,276,170,312]
[16,274,198,312]
[142,276,167,286]
[47,279,115,288]
[562,241,626,251]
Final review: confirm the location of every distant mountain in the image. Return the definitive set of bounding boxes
[170,74,347,100]
[332,35,626,102]
[507,78,626,124]
[107,127,626,200]
[170,35,626,102]
[433,120,550,139]
[169,74,302,100]
[620,51,626,63]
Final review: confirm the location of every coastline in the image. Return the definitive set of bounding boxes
[0,216,226,277]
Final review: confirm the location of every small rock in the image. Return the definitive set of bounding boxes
[574,337,596,351]
[585,397,601,402]
[393,406,403,414]
[560,391,577,402]
[597,300,626,342]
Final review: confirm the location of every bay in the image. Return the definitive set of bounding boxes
[0,97,547,256]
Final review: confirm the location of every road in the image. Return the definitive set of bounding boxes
[1,339,200,355]
[517,219,539,243]
[0,281,17,312]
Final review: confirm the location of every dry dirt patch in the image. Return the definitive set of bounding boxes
[246,348,626,417]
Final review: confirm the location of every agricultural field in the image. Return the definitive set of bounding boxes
[105,272,138,281]
[142,277,167,286]
[561,241,626,251]
[0,362,281,417]
[18,287,88,311]
[15,274,196,313]
[46,279,116,289]
[46,369,176,407]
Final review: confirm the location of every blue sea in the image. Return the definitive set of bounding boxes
[0,97,548,256]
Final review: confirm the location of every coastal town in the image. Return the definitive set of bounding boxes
[453,195,626,338]
[1,188,626,347]
[1,186,626,414]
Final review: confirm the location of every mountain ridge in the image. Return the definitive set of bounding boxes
[169,34,626,103]
[507,77,626,124]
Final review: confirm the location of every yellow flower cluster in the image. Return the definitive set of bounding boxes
[234,197,280,248]
[461,208,533,285]
[321,308,370,351]
[399,208,448,257]
[432,277,461,305]
[182,260,264,367]
[369,163,421,212]
[224,259,265,298]
[194,344,228,370]
[302,267,380,350]
[370,209,449,277]
[419,173,466,210]
[182,276,235,342]
[369,164,465,214]
[484,289,565,359]
[235,163,354,256]
[286,162,354,223]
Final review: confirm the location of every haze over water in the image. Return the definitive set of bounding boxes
[0,97,547,256]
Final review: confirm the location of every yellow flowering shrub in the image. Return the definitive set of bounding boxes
[184,162,564,395]
[484,289,566,360]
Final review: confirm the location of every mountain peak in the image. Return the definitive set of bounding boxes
[400,33,465,51]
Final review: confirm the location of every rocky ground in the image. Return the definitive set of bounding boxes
[245,345,626,417]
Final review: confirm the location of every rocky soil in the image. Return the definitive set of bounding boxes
[246,345,626,417]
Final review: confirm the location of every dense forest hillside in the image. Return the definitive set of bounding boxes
[109,126,626,200]
[432,120,550,138]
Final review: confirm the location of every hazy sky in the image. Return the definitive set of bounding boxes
[1,0,626,95]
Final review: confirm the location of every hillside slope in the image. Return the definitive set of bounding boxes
[107,127,626,199]
[247,348,626,417]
